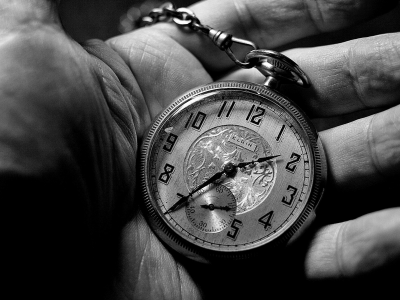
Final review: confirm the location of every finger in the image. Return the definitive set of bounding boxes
[107,29,213,122]
[304,208,400,279]
[108,0,399,122]
[281,3,400,50]
[222,32,400,118]
[152,0,399,73]
[0,0,61,29]
[319,104,400,195]
[284,32,400,118]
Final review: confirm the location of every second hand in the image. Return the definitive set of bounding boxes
[164,154,280,214]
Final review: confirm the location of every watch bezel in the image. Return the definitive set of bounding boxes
[140,81,326,262]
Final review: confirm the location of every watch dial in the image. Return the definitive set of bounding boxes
[141,82,324,257]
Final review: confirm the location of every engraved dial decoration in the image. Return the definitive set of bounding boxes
[140,81,326,261]
[184,125,276,215]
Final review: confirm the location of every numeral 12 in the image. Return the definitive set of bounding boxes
[246,104,266,126]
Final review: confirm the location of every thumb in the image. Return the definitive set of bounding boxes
[0,0,61,30]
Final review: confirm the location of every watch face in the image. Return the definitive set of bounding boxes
[140,81,325,260]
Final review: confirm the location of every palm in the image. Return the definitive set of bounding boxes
[102,27,215,299]
[55,28,208,298]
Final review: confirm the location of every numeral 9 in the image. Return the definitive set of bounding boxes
[163,133,178,152]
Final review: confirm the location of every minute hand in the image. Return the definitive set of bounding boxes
[164,169,225,214]
[236,155,280,169]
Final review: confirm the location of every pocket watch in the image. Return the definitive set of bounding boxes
[139,3,327,263]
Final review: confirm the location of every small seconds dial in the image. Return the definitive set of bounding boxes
[186,184,237,233]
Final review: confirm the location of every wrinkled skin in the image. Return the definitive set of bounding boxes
[1,0,400,299]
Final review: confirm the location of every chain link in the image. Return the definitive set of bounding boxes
[137,2,309,87]
[141,2,258,69]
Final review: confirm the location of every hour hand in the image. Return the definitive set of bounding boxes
[165,170,225,214]
[164,195,190,214]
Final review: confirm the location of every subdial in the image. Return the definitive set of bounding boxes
[186,184,237,233]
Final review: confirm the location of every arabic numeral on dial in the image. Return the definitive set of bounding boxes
[219,219,228,227]
[276,125,286,142]
[162,133,178,152]
[282,185,298,207]
[158,163,175,184]
[217,101,235,118]
[216,185,225,193]
[258,211,274,230]
[285,152,301,173]
[246,104,265,126]
[227,219,242,240]
[199,220,207,229]
[187,206,195,214]
[185,111,207,130]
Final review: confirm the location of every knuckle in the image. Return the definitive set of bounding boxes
[364,37,400,93]
[339,210,400,276]
[304,0,361,31]
[335,221,351,277]
[368,107,400,178]
[348,33,400,108]
[231,0,259,40]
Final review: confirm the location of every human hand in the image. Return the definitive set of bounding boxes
[2,0,400,299]
[108,1,400,297]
